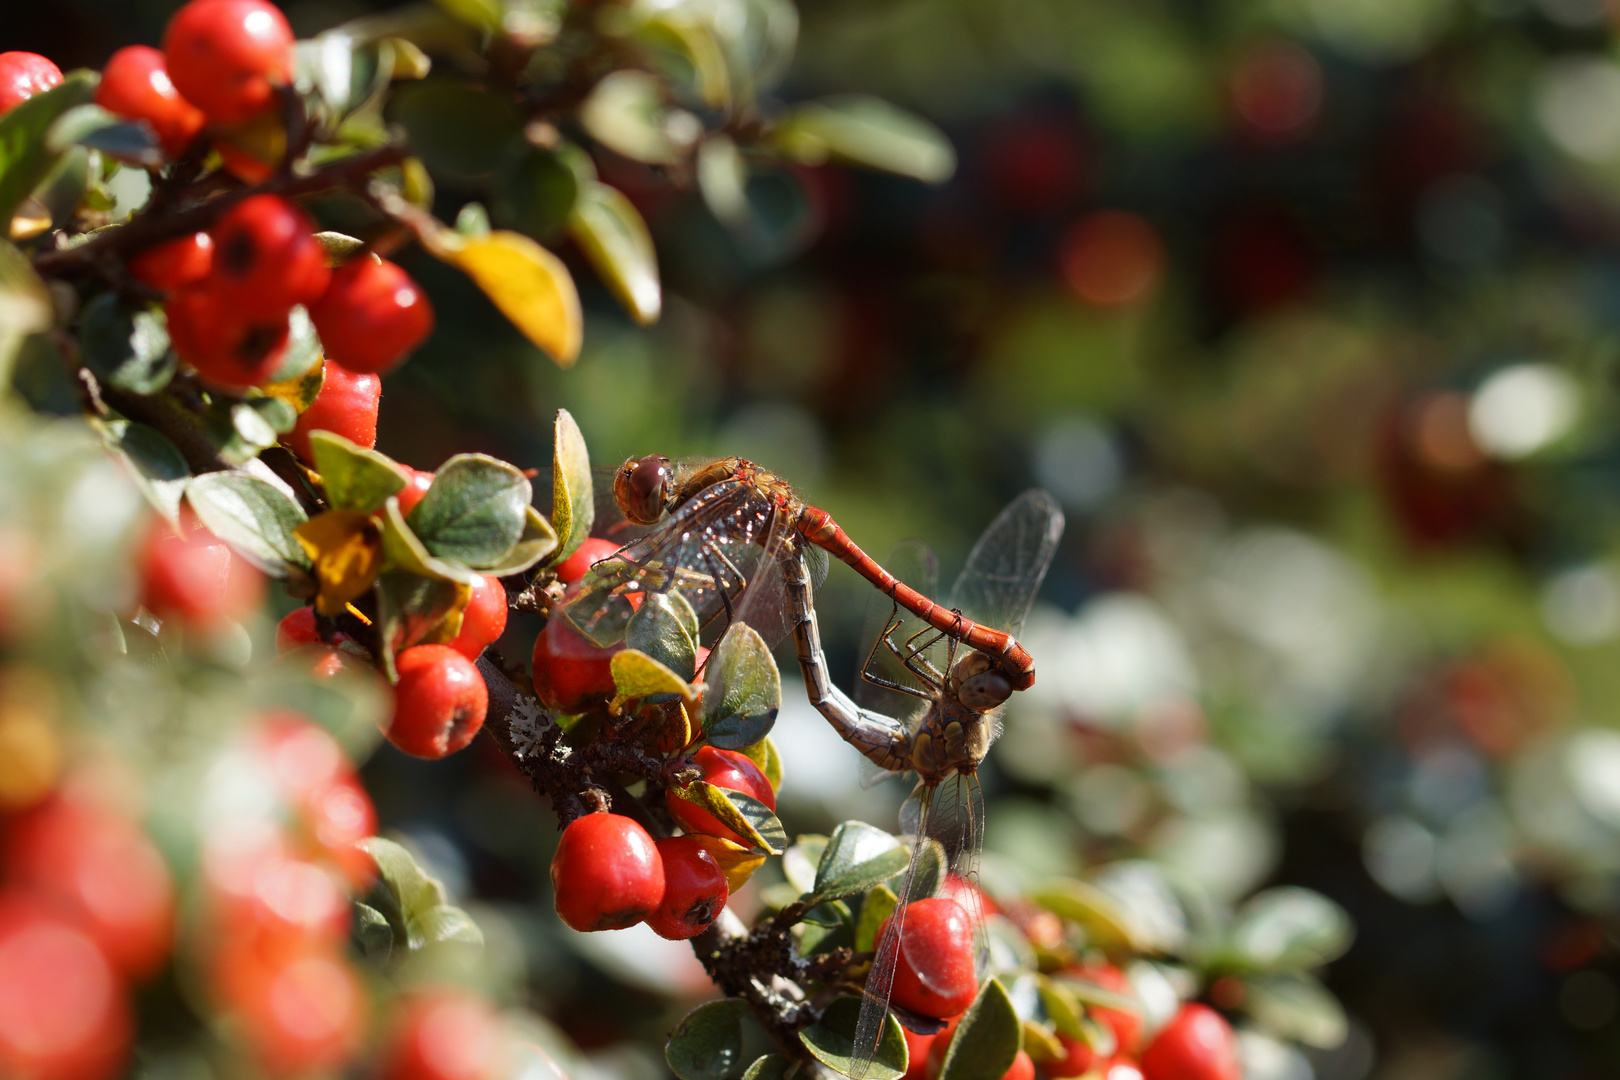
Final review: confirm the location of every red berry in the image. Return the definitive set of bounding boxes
[551,812,665,932]
[3,797,175,981]
[95,45,205,157]
[162,0,294,125]
[308,257,434,374]
[939,873,998,919]
[903,1026,936,1080]
[232,951,364,1077]
[377,989,503,1080]
[665,746,775,848]
[396,467,434,516]
[386,645,489,759]
[166,283,290,391]
[448,575,508,660]
[138,519,265,626]
[275,607,320,651]
[531,615,622,714]
[285,362,381,464]
[129,231,212,292]
[876,897,978,1020]
[1047,1033,1097,1078]
[645,835,728,940]
[1074,964,1141,1056]
[0,895,131,1080]
[0,52,62,115]
[1003,1052,1035,1080]
[209,195,329,320]
[253,716,375,888]
[552,537,620,585]
[1105,1060,1144,1080]
[1139,1005,1240,1080]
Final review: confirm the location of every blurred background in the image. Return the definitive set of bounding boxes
[18,0,1620,1077]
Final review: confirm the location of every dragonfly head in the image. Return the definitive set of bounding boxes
[614,454,675,524]
[949,651,1013,712]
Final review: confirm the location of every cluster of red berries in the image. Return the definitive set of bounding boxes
[196,712,377,1076]
[550,741,779,940]
[0,775,176,1080]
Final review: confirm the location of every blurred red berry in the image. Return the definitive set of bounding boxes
[166,283,290,391]
[0,52,62,115]
[163,0,294,125]
[309,257,434,375]
[95,45,205,157]
[645,835,727,940]
[209,195,328,319]
[275,607,321,652]
[665,746,774,848]
[233,950,365,1078]
[552,537,620,585]
[138,519,264,627]
[129,231,212,292]
[386,645,489,759]
[377,989,504,1080]
[285,362,381,464]
[551,812,665,932]
[1140,1004,1240,1080]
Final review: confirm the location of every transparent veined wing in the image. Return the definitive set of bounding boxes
[947,490,1065,641]
[853,538,940,718]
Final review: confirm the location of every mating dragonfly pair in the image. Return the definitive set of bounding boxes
[559,454,1065,1072]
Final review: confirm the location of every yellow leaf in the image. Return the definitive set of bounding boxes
[684,833,766,893]
[443,230,581,367]
[294,509,383,616]
[610,649,699,707]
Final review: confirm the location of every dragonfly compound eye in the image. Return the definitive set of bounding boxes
[957,668,1013,711]
[615,455,673,524]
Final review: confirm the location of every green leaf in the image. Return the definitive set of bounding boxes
[938,979,1020,1080]
[799,996,906,1080]
[1243,973,1348,1049]
[0,71,97,223]
[610,648,697,705]
[407,903,485,952]
[376,570,468,669]
[98,419,188,527]
[580,71,688,165]
[494,144,579,244]
[360,837,447,926]
[389,79,521,181]
[1036,977,1086,1041]
[855,883,898,953]
[45,103,162,166]
[1228,887,1354,972]
[627,592,699,681]
[904,836,948,902]
[809,822,910,906]
[570,180,660,326]
[455,201,490,237]
[313,231,366,260]
[310,430,406,513]
[698,135,749,227]
[478,505,557,577]
[739,1055,793,1080]
[186,471,311,576]
[378,497,477,586]
[430,0,501,32]
[781,834,828,894]
[768,96,955,184]
[702,621,780,749]
[353,901,394,961]
[1050,974,1138,1016]
[665,998,748,1080]
[407,453,531,567]
[1030,878,1144,953]
[78,293,174,395]
[549,409,593,563]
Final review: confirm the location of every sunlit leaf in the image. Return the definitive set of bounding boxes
[768,95,955,184]
[739,1055,792,1080]
[440,230,581,366]
[99,420,187,528]
[187,471,311,576]
[478,506,557,577]
[406,903,485,952]
[580,70,690,166]
[668,782,784,854]
[1228,887,1354,972]
[1243,973,1348,1049]
[627,592,698,681]
[781,834,828,894]
[407,453,532,568]
[809,822,909,906]
[611,648,698,706]
[378,497,476,586]
[0,71,97,223]
[77,293,173,395]
[549,409,593,562]
[310,430,406,514]
[855,883,898,953]
[702,621,780,749]
[361,836,447,926]
[570,180,660,326]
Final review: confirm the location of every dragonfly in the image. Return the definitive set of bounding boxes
[783,489,1064,1077]
[558,456,1040,689]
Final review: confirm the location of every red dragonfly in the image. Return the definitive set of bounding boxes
[784,489,1064,1076]
[559,456,1040,688]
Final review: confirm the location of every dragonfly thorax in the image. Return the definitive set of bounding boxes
[911,697,992,783]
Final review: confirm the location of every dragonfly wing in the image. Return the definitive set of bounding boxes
[719,500,805,653]
[948,490,1065,639]
[854,539,941,717]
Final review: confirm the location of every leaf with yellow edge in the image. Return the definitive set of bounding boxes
[295,509,383,616]
[737,736,782,795]
[259,358,325,415]
[550,408,593,563]
[684,834,767,893]
[441,230,581,367]
[610,649,699,707]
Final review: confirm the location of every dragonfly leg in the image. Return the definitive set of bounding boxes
[896,621,950,688]
[860,603,936,702]
[786,549,912,773]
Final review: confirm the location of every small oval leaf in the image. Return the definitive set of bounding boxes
[811,822,910,906]
[570,180,660,326]
[627,592,699,681]
[443,230,581,366]
[666,998,748,1080]
[310,430,406,514]
[799,996,906,1080]
[549,408,594,562]
[938,979,1021,1080]
[407,453,532,567]
[702,621,780,749]
[186,471,311,576]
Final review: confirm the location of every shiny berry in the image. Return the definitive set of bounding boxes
[3,797,175,981]
[284,362,381,464]
[163,0,294,125]
[138,519,265,627]
[877,897,978,1020]
[385,644,489,759]
[308,257,435,375]
[550,812,665,932]
[645,835,727,940]
[531,615,622,714]
[166,283,289,391]
[0,895,131,1080]
[129,231,212,292]
[95,45,205,157]
[377,989,504,1080]
[1139,1005,1240,1080]
[665,746,775,848]
[396,467,434,516]
[0,52,62,115]
[447,575,507,660]
[209,195,328,319]
[552,537,620,585]
[1047,1034,1097,1078]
